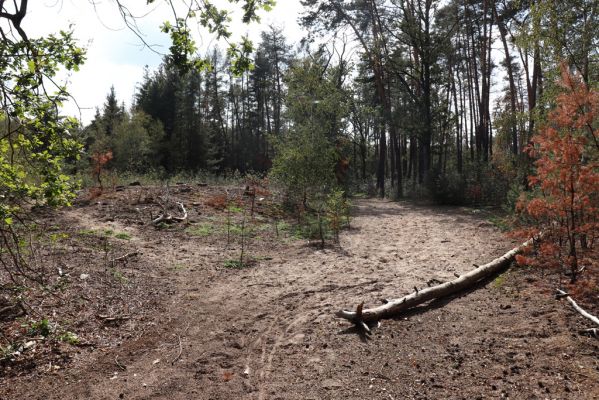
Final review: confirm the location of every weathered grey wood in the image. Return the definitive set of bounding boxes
[336,238,535,324]
[580,328,598,337]
[152,202,188,225]
[556,289,599,327]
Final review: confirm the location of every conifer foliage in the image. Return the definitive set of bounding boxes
[515,65,598,287]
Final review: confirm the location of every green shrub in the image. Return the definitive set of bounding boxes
[326,189,351,241]
[28,319,52,337]
[428,171,467,205]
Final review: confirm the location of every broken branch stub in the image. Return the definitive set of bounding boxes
[556,289,599,336]
[336,237,536,324]
[152,202,188,225]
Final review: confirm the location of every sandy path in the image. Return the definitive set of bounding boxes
[11,198,598,399]
[47,199,513,399]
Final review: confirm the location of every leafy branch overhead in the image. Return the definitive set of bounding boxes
[1,1,85,224]
[146,0,275,74]
[0,0,274,225]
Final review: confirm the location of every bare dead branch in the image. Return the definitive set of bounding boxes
[556,289,599,330]
[336,237,537,325]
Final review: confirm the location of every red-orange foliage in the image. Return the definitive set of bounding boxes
[205,194,227,210]
[515,65,598,286]
[91,151,113,189]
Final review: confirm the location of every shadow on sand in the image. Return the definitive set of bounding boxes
[336,262,511,342]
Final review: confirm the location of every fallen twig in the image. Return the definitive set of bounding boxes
[556,289,599,337]
[115,355,126,370]
[170,323,190,364]
[97,314,131,323]
[0,302,25,319]
[152,202,188,225]
[170,334,183,365]
[580,328,598,338]
[111,252,139,267]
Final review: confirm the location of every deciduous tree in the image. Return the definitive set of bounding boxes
[515,65,598,285]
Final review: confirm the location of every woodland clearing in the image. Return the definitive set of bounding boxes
[0,184,598,400]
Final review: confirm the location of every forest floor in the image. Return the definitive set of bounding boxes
[0,183,598,400]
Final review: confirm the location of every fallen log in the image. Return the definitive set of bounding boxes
[336,237,535,327]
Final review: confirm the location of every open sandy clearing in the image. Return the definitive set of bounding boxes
[2,195,598,400]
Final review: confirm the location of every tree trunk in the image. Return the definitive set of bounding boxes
[495,5,518,155]
[377,117,386,198]
[450,61,462,174]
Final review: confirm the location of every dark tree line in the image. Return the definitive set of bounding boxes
[301,0,597,202]
[84,26,291,176]
[83,0,597,205]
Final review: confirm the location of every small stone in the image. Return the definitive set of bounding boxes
[23,341,36,350]
[322,379,342,390]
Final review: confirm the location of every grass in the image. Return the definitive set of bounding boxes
[227,224,244,236]
[78,229,131,239]
[186,221,266,239]
[186,210,340,244]
[227,205,244,213]
[27,319,52,337]
[114,232,132,240]
[488,215,510,232]
[110,268,129,284]
[185,223,215,237]
[256,223,272,232]
[169,263,188,271]
[58,331,80,345]
[492,272,508,288]
[223,259,247,269]
[155,221,176,230]
[49,232,69,242]
[0,344,18,360]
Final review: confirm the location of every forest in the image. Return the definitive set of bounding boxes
[82,1,597,203]
[0,0,598,398]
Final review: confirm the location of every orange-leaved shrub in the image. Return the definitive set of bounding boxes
[514,64,598,290]
[91,150,113,190]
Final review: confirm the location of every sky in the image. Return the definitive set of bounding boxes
[23,0,304,124]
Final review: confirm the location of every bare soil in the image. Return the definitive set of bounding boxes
[1,184,598,400]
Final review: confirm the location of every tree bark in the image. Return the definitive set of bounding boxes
[495,4,518,155]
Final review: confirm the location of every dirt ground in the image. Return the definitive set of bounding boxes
[1,184,598,400]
